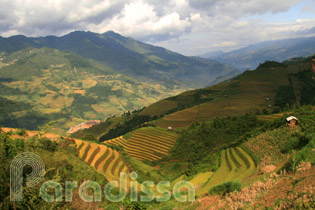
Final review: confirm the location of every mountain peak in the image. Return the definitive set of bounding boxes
[102,30,124,39]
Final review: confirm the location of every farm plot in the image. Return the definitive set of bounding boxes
[104,127,179,161]
[74,140,130,182]
[197,147,256,196]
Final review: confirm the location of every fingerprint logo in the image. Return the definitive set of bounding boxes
[10,152,45,201]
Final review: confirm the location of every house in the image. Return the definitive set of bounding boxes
[167,126,173,131]
[286,116,298,128]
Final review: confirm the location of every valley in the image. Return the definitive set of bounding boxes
[0,31,314,210]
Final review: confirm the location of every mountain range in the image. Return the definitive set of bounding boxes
[202,36,315,71]
[0,31,237,88]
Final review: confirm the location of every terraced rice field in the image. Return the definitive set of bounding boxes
[197,146,256,196]
[104,127,179,161]
[75,139,130,182]
[189,172,214,189]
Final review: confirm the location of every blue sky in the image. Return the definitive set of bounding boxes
[246,1,315,23]
[0,0,314,55]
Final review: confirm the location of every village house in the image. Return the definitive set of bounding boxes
[286,116,298,128]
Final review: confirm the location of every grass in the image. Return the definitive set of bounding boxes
[104,126,179,161]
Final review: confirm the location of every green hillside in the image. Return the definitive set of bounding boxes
[140,58,315,128]
[0,47,188,133]
[75,56,314,142]
[0,31,238,88]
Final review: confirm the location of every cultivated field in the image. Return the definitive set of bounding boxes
[197,147,256,196]
[75,139,130,182]
[104,127,179,161]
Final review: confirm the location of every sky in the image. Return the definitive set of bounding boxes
[0,0,315,56]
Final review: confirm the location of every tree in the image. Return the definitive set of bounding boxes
[263,108,271,115]
[272,106,281,114]
[296,101,301,109]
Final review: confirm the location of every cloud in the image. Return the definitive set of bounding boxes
[188,0,301,17]
[0,0,126,36]
[0,0,314,55]
[89,1,191,42]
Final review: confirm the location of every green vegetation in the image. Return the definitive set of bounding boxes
[0,47,188,133]
[99,114,159,141]
[275,85,296,108]
[167,113,264,176]
[136,57,314,130]
[122,200,148,210]
[0,128,115,210]
[208,180,242,195]
[0,40,314,209]
[257,60,287,69]
[282,106,315,171]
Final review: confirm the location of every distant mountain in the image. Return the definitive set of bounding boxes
[206,36,315,71]
[0,31,236,88]
[199,50,225,58]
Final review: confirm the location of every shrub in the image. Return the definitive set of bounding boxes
[263,108,271,115]
[281,137,300,153]
[272,106,281,114]
[15,128,26,136]
[285,134,315,172]
[40,138,58,152]
[208,180,242,195]
[281,135,310,154]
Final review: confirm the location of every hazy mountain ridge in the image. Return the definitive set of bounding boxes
[203,36,315,71]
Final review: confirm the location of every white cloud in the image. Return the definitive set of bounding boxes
[0,0,314,55]
[90,1,191,41]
